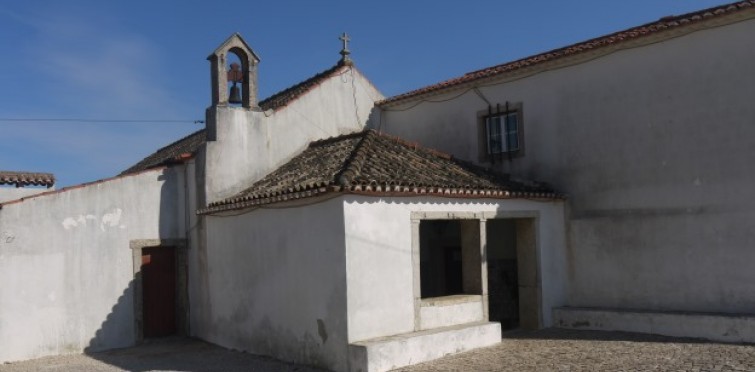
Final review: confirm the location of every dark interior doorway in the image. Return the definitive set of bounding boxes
[420,220,463,298]
[419,219,484,299]
[486,219,520,329]
[486,218,541,331]
[141,246,177,338]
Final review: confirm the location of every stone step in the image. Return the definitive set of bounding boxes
[348,321,501,372]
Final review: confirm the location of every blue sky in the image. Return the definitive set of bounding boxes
[0,0,728,187]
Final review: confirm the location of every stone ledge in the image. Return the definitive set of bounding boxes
[553,307,755,344]
[348,321,501,372]
[420,294,481,307]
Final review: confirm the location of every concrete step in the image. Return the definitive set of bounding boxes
[348,321,501,372]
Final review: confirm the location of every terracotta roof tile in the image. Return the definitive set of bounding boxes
[120,129,206,175]
[200,130,560,214]
[0,171,55,187]
[379,0,755,106]
[120,62,349,175]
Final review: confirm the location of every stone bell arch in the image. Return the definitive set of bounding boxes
[207,33,260,109]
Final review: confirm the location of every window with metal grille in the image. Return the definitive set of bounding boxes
[485,111,519,154]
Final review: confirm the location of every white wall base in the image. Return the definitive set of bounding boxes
[348,321,501,372]
[554,307,755,344]
[419,295,484,330]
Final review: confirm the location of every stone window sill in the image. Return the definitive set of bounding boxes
[420,294,482,307]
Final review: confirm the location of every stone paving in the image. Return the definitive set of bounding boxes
[0,337,325,372]
[1,329,754,371]
[396,328,755,372]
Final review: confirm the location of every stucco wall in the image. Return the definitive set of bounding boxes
[204,66,383,202]
[0,168,183,363]
[378,17,755,314]
[201,197,349,371]
[343,196,566,342]
[0,186,54,204]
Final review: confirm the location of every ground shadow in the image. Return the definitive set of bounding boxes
[86,337,326,372]
[502,327,754,346]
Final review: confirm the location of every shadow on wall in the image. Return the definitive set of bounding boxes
[83,279,137,353]
[83,169,182,354]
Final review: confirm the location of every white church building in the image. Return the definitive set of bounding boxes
[1,1,755,371]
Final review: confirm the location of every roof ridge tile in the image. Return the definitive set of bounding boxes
[0,171,55,187]
[335,129,373,186]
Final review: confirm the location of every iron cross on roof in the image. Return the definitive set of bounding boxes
[339,32,352,65]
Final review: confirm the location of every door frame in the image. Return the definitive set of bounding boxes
[484,212,543,330]
[130,239,188,342]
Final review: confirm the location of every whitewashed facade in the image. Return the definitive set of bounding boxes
[376,4,755,343]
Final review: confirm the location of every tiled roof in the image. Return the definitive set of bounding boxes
[120,62,350,175]
[379,0,755,107]
[0,171,55,187]
[200,130,560,214]
[120,129,206,175]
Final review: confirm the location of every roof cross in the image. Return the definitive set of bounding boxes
[339,32,352,65]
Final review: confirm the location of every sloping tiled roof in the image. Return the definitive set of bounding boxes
[379,0,755,107]
[120,129,206,175]
[200,130,560,214]
[0,171,55,187]
[120,62,350,175]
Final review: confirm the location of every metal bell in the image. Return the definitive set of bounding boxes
[229,83,242,104]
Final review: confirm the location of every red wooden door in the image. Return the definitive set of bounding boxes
[142,247,177,338]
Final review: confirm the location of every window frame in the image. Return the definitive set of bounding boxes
[477,102,525,162]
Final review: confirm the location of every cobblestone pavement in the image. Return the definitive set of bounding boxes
[396,328,755,372]
[0,337,324,372]
[2,329,753,371]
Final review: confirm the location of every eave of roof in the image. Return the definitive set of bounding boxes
[378,0,755,107]
[0,171,55,188]
[0,166,165,208]
[120,130,205,175]
[198,130,562,215]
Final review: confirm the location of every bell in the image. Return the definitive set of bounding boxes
[229,83,242,104]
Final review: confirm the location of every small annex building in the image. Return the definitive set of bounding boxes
[197,129,564,371]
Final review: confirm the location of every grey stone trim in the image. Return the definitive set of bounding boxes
[130,239,188,342]
[410,212,490,328]
[411,219,421,331]
[410,210,544,329]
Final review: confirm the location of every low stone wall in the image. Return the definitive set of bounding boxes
[554,307,755,344]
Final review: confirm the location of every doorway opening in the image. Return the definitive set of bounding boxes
[142,247,177,338]
[486,218,540,330]
[131,239,188,342]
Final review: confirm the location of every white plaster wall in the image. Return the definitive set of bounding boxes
[205,66,383,202]
[419,299,484,330]
[0,168,183,363]
[0,186,54,203]
[185,159,211,339]
[379,18,755,314]
[201,197,349,372]
[554,307,755,344]
[343,196,566,342]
